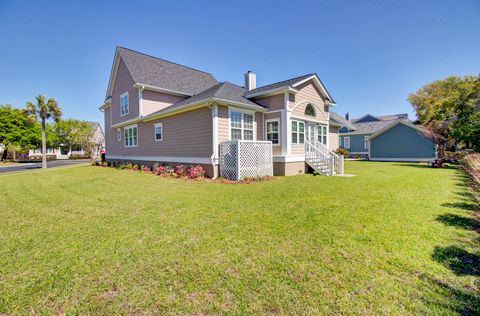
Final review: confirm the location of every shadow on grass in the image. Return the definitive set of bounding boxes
[436,214,479,231]
[432,246,480,276]
[442,202,478,211]
[390,163,459,170]
[418,273,480,314]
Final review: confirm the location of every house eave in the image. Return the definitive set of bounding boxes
[245,87,299,99]
[132,83,193,97]
[98,97,112,112]
[143,97,267,122]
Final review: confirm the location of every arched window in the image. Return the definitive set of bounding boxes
[305,104,315,116]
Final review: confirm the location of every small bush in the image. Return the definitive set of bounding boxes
[187,165,206,179]
[175,165,187,177]
[335,148,349,156]
[462,153,480,205]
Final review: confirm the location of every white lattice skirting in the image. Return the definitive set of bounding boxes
[219,140,273,181]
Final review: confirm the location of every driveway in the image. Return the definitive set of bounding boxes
[0,159,90,173]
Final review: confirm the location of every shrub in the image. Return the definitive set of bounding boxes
[154,165,166,176]
[142,165,151,173]
[335,148,349,156]
[462,153,480,205]
[187,165,205,179]
[131,164,139,172]
[175,165,187,177]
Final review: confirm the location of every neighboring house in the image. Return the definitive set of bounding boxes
[99,47,343,178]
[336,113,436,161]
[29,121,105,159]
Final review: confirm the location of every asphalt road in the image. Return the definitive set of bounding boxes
[0,159,90,173]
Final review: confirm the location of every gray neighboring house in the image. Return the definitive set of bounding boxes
[332,113,436,162]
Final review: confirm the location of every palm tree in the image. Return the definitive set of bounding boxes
[25,95,62,168]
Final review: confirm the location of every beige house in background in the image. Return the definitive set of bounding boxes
[29,122,105,159]
[100,47,342,178]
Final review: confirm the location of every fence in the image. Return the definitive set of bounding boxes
[219,140,273,181]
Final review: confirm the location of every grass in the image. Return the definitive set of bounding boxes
[0,161,478,314]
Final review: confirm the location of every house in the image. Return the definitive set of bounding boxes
[29,121,105,159]
[99,47,343,178]
[335,113,436,161]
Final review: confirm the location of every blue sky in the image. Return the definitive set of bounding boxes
[0,0,479,125]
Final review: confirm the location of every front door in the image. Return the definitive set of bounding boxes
[306,123,316,143]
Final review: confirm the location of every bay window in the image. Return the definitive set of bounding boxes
[266,120,279,144]
[317,125,327,145]
[230,110,254,140]
[291,120,305,144]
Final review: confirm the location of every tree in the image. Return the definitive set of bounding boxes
[0,105,38,161]
[408,75,480,155]
[25,95,62,168]
[54,119,93,156]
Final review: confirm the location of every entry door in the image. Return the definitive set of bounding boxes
[306,123,316,143]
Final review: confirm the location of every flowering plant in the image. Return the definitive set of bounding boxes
[175,165,187,177]
[187,165,205,179]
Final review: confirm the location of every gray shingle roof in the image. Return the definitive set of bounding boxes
[145,82,264,118]
[118,47,218,95]
[342,120,400,135]
[329,112,357,130]
[244,74,314,96]
[351,113,408,123]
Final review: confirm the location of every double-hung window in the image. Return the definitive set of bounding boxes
[364,136,369,149]
[291,120,305,144]
[317,125,327,145]
[154,123,163,141]
[120,92,129,116]
[266,120,279,144]
[230,111,254,140]
[343,137,350,149]
[124,125,137,147]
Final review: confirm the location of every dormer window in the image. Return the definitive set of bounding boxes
[120,92,129,116]
[305,104,315,116]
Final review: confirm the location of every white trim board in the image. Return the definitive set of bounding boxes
[106,155,213,164]
[273,155,305,163]
[369,157,435,162]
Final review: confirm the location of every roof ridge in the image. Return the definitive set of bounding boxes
[117,46,215,77]
[248,73,315,93]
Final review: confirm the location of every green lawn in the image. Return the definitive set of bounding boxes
[0,161,478,314]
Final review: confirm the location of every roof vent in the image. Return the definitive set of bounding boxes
[244,71,256,91]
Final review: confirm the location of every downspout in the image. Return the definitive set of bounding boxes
[209,102,219,180]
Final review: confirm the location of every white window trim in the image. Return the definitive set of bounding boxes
[120,91,129,117]
[364,135,369,149]
[154,123,163,142]
[344,136,350,149]
[228,107,256,141]
[291,120,305,144]
[265,118,281,146]
[117,128,121,142]
[124,124,138,148]
[317,124,328,146]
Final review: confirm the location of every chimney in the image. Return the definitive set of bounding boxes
[345,112,350,121]
[244,71,256,91]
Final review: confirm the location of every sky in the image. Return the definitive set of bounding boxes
[0,0,479,126]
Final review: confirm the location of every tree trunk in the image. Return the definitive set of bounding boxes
[12,147,16,161]
[41,119,47,168]
[1,147,7,162]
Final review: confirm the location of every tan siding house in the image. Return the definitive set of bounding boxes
[100,47,342,177]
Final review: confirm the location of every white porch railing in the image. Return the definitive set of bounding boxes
[305,140,344,176]
[219,140,273,181]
